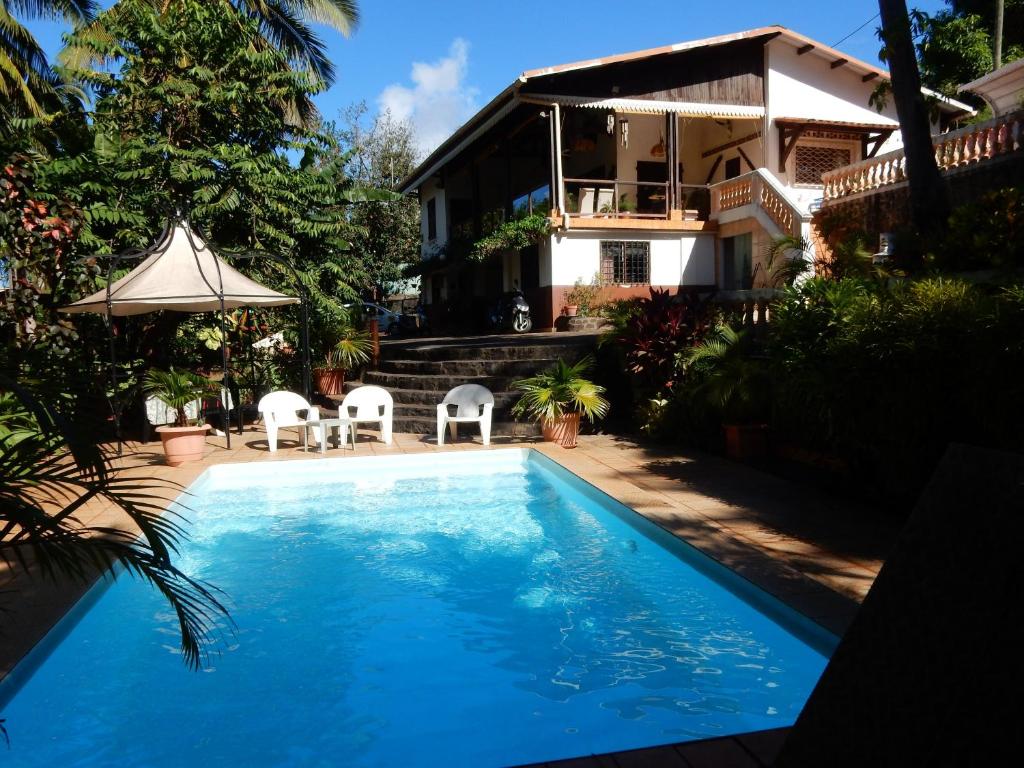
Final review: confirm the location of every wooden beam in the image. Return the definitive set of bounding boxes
[700,130,762,159]
[864,129,895,159]
[778,125,804,172]
[737,146,756,172]
[862,72,879,82]
[705,155,723,185]
[797,44,814,55]
[831,58,849,69]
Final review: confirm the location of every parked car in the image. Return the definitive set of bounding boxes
[345,303,404,335]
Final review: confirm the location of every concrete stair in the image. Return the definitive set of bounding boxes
[331,332,599,438]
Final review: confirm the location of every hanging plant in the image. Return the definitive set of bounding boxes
[469,213,550,262]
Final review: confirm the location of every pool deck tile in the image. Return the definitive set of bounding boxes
[1,426,900,765]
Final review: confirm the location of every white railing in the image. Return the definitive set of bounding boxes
[710,169,810,238]
[822,110,1024,204]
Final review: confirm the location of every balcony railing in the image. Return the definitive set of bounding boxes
[561,179,711,221]
[821,109,1024,205]
[709,169,809,238]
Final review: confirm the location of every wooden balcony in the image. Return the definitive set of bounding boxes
[556,178,714,231]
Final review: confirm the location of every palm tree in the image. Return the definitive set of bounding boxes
[877,0,951,238]
[64,0,359,89]
[0,375,231,670]
[0,0,95,128]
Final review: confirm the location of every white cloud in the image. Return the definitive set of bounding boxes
[378,38,479,157]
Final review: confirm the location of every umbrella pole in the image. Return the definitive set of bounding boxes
[107,309,122,457]
[220,300,231,450]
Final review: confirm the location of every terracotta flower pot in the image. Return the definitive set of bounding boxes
[542,412,582,448]
[564,305,579,317]
[156,424,212,466]
[723,423,769,460]
[314,367,345,396]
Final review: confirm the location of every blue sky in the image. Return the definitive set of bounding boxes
[28,0,949,155]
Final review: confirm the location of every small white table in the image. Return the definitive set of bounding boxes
[306,417,355,453]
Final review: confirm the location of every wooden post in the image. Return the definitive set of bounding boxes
[553,103,565,213]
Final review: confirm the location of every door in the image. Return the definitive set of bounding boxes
[722,234,753,290]
[725,157,742,180]
[635,161,667,215]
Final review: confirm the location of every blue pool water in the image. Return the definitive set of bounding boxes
[0,449,832,767]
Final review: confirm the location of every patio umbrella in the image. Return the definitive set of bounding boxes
[62,220,298,315]
[60,214,311,450]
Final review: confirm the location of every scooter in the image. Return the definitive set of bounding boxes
[489,289,532,333]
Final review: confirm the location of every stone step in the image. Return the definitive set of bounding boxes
[384,339,594,362]
[335,386,521,408]
[393,400,519,416]
[361,371,510,392]
[393,415,541,438]
[379,357,558,377]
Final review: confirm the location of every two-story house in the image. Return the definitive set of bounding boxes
[400,26,970,330]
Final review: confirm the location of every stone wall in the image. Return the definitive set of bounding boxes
[814,153,1024,241]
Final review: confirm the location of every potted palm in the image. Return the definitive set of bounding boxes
[144,368,219,466]
[314,313,373,396]
[512,356,609,448]
[685,324,770,459]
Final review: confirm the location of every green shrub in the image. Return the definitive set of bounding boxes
[768,276,1024,511]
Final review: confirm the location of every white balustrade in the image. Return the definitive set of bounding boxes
[822,110,1023,204]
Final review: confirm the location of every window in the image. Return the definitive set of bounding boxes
[724,157,741,180]
[722,234,753,290]
[600,241,650,285]
[426,197,437,240]
[794,145,851,185]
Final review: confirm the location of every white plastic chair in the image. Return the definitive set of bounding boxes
[437,384,493,446]
[339,386,393,445]
[257,391,321,452]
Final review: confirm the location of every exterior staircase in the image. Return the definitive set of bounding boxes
[334,333,599,438]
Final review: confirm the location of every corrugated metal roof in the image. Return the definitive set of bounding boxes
[523,95,765,119]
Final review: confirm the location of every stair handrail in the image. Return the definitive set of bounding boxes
[710,169,811,237]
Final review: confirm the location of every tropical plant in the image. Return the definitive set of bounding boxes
[332,102,422,297]
[0,0,94,132]
[685,324,769,423]
[0,376,230,670]
[64,0,359,94]
[511,356,609,424]
[143,368,218,427]
[602,288,711,395]
[564,274,605,316]
[324,311,372,371]
[470,213,550,261]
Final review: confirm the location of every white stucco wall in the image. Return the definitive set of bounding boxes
[544,231,715,287]
[765,40,916,193]
[419,178,447,257]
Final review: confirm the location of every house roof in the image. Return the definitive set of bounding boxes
[399,25,974,194]
[774,117,899,132]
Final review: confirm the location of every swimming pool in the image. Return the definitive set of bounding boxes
[0,449,832,767]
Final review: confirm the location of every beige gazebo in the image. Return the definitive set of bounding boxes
[61,215,310,449]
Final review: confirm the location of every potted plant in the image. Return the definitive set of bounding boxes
[685,324,770,459]
[314,313,373,396]
[512,356,609,448]
[144,368,219,466]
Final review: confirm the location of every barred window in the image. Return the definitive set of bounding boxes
[601,241,650,285]
[794,145,852,185]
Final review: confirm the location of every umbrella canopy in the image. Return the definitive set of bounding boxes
[61,222,298,316]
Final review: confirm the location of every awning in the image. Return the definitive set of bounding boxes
[774,117,899,132]
[522,94,765,119]
[61,223,298,316]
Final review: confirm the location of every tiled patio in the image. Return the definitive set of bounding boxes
[1,424,900,766]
